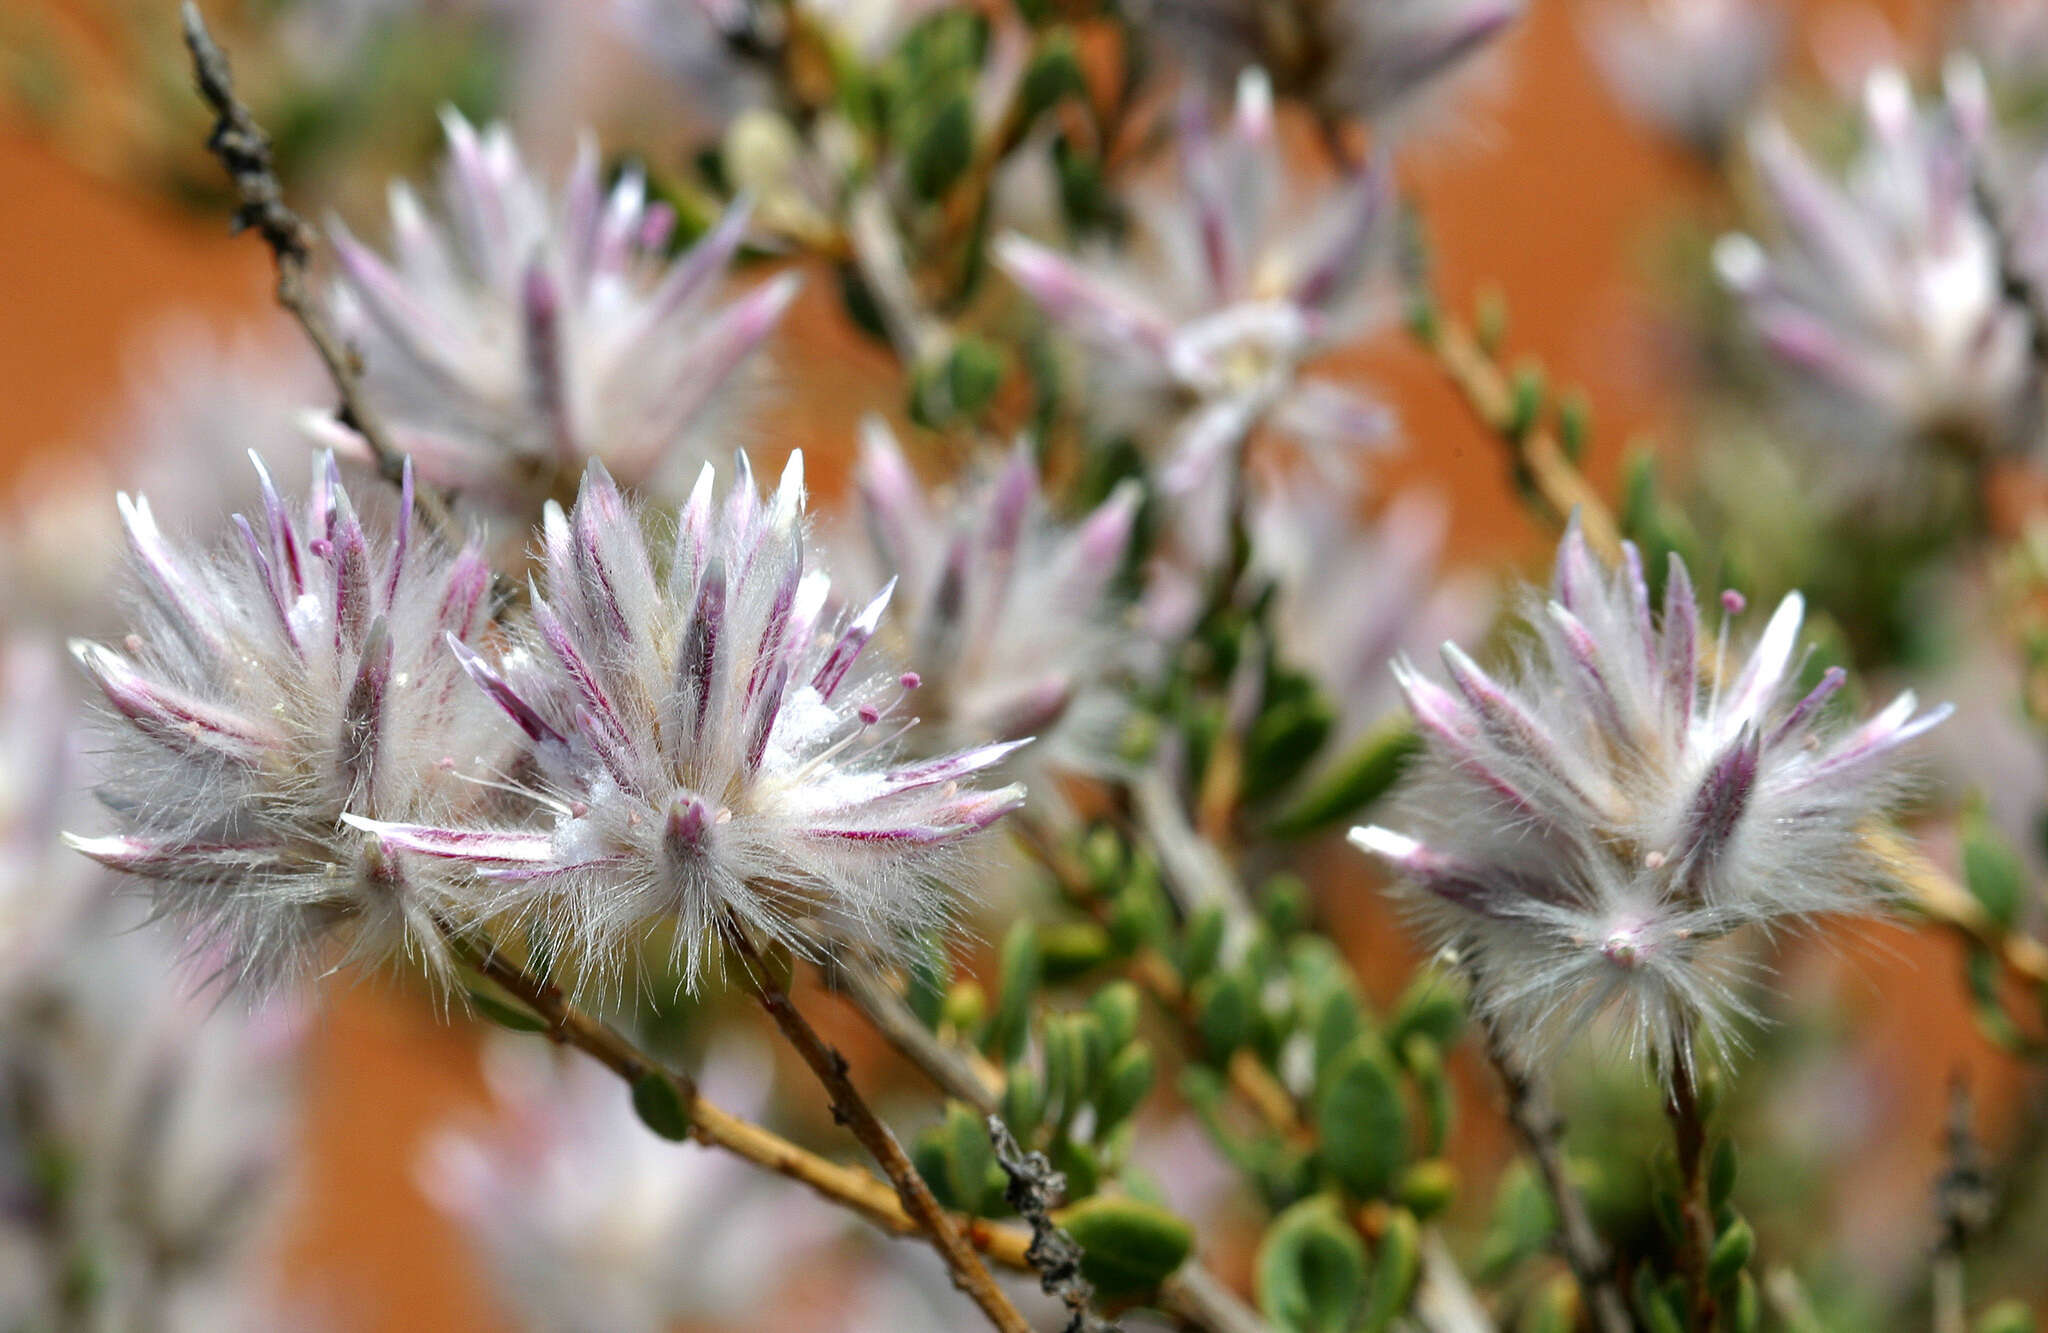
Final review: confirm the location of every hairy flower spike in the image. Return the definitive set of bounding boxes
[63,454,507,989]
[996,71,1400,541]
[1352,522,1950,1072]
[320,110,799,528]
[355,454,1026,990]
[840,420,1139,784]
[1716,63,2037,466]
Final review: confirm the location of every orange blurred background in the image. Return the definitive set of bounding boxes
[0,0,2023,1327]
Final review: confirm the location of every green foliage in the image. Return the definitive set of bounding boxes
[1977,1300,2039,1333]
[1962,799,2029,931]
[1056,1196,1194,1298]
[467,989,546,1033]
[1359,1208,1421,1333]
[1257,1197,1367,1333]
[985,922,1042,1064]
[1266,717,1422,837]
[629,1073,692,1142]
[1315,1041,1408,1200]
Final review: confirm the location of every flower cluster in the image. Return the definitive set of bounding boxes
[841,421,1140,781]
[321,111,799,527]
[1352,524,1949,1068]
[997,71,1399,543]
[353,455,1026,989]
[66,455,505,987]
[1716,63,2038,464]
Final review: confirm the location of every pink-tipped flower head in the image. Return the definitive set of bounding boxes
[1716,63,2037,467]
[323,111,799,529]
[1352,521,1949,1072]
[841,421,1140,783]
[996,71,1399,537]
[1146,0,1523,132]
[352,454,1026,991]
[63,454,507,989]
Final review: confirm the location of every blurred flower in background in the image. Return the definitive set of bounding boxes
[1582,0,1786,161]
[319,112,798,531]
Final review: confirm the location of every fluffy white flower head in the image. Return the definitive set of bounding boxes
[354,454,1026,990]
[322,110,799,526]
[844,420,1140,779]
[1716,63,2035,462]
[1352,522,1950,1069]
[64,454,505,988]
[995,70,1400,516]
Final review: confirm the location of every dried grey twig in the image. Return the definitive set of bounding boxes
[987,1115,1117,1333]
[1932,1077,1994,1333]
[179,1,457,538]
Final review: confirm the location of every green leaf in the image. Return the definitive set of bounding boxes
[1360,1207,1421,1333]
[1095,1044,1156,1136]
[985,922,1041,1062]
[944,1100,996,1215]
[1399,1034,1452,1155]
[1194,970,1253,1064]
[1243,691,1337,803]
[630,1073,692,1142]
[1260,874,1313,936]
[908,91,974,200]
[1315,1042,1408,1199]
[1089,981,1142,1052]
[1002,1059,1047,1142]
[1708,1137,1738,1214]
[1056,1196,1193,1298]
[1310,987,1366,1082]
[1396,1160,1457,1220]
[941,979,987,1035]
[467,989,546,1033]
[1975,1299,2037,1333]
[1708,1216,1754,1290]
[1019,30,1085,122]
[1731,1272,1761,1333]
[1256,1196,1366,1333]
[1181,904,1226,982]
[1267,716,1421,836]
[1963,801,2028,930]
[1632,1264,1686,1333]
[945,335,1006,417]
[1041,920,1114,981]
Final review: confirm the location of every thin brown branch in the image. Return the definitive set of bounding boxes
[728,930,1034,1333]
[441,927,1034,1271]
[1412,306,1623,563]
[823,923,1274,1333]
[828,955,1003,1115]
[1477,1016,1631,1333]
[179,3,458,540]
[1665,1049,1718,1333]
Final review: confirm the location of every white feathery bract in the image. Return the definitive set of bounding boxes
[352,454,1026,990]
[321,110,799,526]
[995,71,1400,529]
[1352,522,1950,1071]
[65,454,507,989]
[844,420,1140,781]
